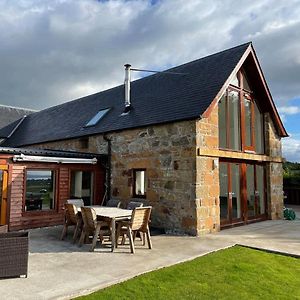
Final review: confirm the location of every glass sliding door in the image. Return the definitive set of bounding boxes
[219,161,267,227]
[246,164,255,218]
[219,162,229,222]
[231,163,241,220]
[256,165,265,215]
[219,162,242,225]
[70,171,94,206]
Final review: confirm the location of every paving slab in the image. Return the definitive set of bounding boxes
[0,217,299,300]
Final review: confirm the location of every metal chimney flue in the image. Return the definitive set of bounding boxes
[124,64,131,112]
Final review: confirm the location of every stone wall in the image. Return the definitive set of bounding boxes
[33,120,198,235]
[265,113,284,219]
[31,109,284,234]
[196,104,220,234]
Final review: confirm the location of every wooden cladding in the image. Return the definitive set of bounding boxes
[5,161,105,231]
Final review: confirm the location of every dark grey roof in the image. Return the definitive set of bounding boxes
[0,146,106,160]
[0,105,36,134]
[1,43,251,147]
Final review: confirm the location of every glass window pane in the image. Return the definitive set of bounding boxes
[256,165,265,214]
[244,98,252,147]
[85,108,110,127]
[219,163,229,221]
[231,163,241,219]
[228,91,241,150]
[230,73,239,87]
[25,170,55,211]
[246,165,255,217]
[254,101,264,154]
[70,171,93,206]
[243,73,251,91]
[218,94,227,149]
[134,170,146,197]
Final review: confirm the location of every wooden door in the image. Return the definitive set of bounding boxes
[0,165,9,225]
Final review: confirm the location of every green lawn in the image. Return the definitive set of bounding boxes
[76,246,300,300]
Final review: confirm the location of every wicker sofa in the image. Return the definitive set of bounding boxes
[0,231,29,278]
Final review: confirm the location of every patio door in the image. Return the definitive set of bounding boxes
[220,162,243,226]
[220,161,267,227]
[0,165,9,225]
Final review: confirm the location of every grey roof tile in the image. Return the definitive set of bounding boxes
[1,43,251,147]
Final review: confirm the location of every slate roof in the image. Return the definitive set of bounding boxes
[1,42,257,147]
[0,105,36,136]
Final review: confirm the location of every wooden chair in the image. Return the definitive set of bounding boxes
[119,201,144,245]
[106,199,121,208]
[116,206,152,254]
[127,201,143,210]
[60,203,82,243]
[79,207,109,251]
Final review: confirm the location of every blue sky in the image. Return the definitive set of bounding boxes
[0,0,299,161]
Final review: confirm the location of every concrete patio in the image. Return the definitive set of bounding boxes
[0,213,299,300]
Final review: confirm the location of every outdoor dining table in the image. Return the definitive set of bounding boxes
[79,206,132,252]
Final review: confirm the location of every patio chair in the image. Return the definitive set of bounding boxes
[60,203,82,243]
[67,199,84,207]
[106,199,121,208]
[79,207,110,251]
[116,206,152,254]
[119,201,144,245]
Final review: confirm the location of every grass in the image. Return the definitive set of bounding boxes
[76,246,300,300]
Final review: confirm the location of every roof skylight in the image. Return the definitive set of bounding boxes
[84,108,110,127]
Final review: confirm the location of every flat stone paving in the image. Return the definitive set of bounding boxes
[0,214,299,300]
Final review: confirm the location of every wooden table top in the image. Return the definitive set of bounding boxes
[82,206,132,219]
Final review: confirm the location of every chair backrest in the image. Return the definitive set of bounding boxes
[131,206,152,231]
[106,199,121,208]
[127,201,143,210]
[64,203,78,224]
[80,207,97,231]
[67,199,84,207]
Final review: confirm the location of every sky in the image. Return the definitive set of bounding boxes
[0,0,300,161]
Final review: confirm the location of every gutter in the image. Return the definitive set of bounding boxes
[103,134,112,204]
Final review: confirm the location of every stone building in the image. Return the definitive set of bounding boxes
[0,42,287,235]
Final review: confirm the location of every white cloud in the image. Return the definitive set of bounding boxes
[282,137,300,162]
[0,0,299,111]
[278,106,300,115]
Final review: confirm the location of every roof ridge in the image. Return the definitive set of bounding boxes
[0,103,38,112]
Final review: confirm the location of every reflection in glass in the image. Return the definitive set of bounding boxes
[231,163,241,219]
[243,73,251,91]
[244,98,252,147]
[246,165,255,217]
[254,101,264,153]
[25,170,55,211]
[219,163,229,221]
[230,74,239,87]
[228,91,241,150]
[218,94,227,149]
[256,165,265,214]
